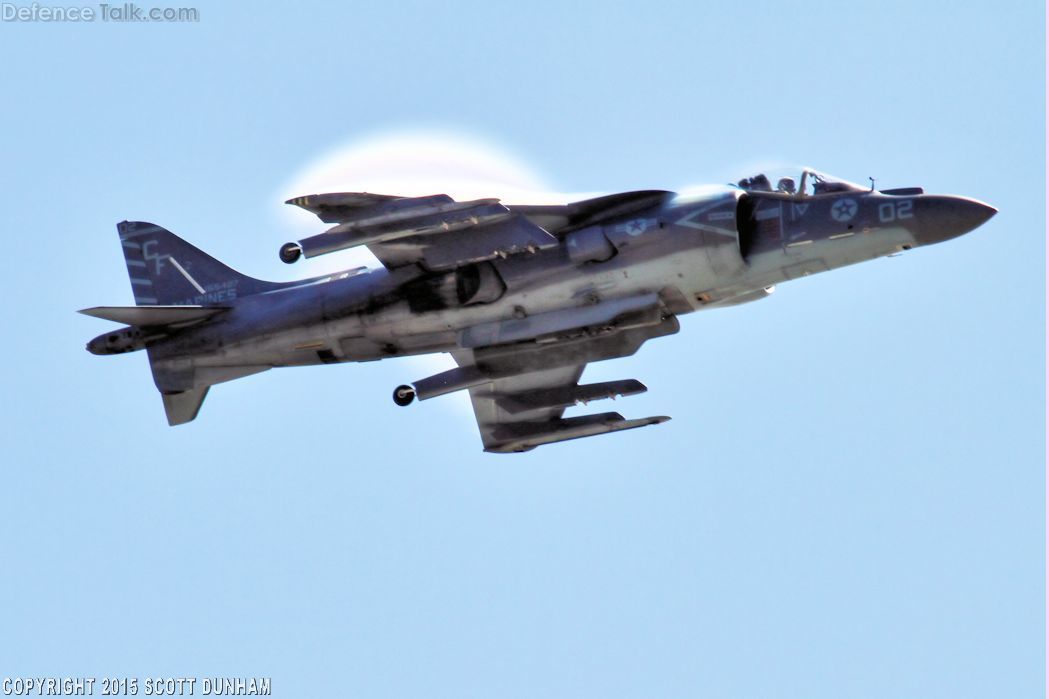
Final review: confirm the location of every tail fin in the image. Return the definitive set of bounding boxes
[118,221,280,305]
[162,386,210,426]
[150,360,271,426]
[114,221,279,426]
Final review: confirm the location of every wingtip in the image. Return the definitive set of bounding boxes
[286,194,321,207]
[77,306,113,320]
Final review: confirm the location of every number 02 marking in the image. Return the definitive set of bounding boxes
[878,200,914,223]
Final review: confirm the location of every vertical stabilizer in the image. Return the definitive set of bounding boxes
[161,387,210,426]
[117,221,281,305]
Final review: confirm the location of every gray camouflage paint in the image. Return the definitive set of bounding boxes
[81,170,996,451]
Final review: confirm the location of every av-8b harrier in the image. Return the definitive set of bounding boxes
[81,169,995,452]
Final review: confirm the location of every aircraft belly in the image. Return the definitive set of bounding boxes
[169,222,914,369]
[178,221,914,367]
[731,225,915,291]
[793,226,913,272]
[333,244,696,357]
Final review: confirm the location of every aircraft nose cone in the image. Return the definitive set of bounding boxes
[912,195,997,245]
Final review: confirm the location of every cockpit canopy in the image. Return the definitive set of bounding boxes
[736,168,867,198]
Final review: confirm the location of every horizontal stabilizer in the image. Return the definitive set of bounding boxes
[79,305,228,327]
[486,412,670,453]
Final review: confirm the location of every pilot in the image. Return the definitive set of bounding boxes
[737,177,753,189]
[750,174,772,192]
[777,177,796,194]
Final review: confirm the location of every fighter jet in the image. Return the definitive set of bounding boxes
[81,168,995,452]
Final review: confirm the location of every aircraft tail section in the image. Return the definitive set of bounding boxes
[81,222,282,426]
[118,221,281,305]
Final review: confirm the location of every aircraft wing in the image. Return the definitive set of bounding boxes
[450,357,667,453]
[285,189,675,271]
[286,192,559,271]
[407,293,678,452]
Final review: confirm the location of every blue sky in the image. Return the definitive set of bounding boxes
[0,1,1044,697]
